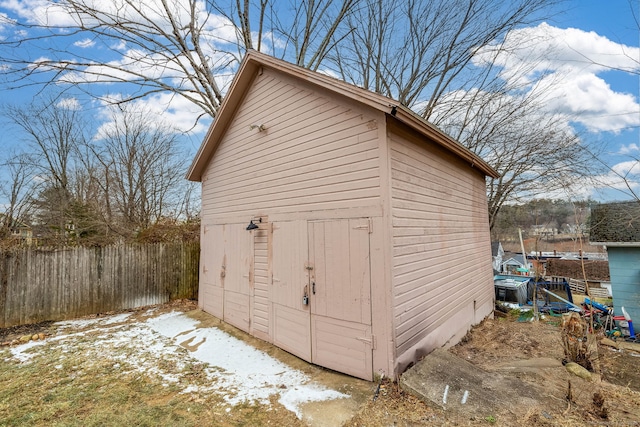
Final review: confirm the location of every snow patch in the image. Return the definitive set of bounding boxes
[5,309,350,419]
[10,340,46,363]
[146,312,349,409]
[146,311,199,338]
[56,312,133,329]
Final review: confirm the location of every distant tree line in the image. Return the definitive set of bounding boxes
[491,198,595,243]
[0,97,199,247]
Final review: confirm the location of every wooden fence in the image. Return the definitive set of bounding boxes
[0,243,199,328]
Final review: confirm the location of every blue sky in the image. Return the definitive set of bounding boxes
[0,0,639,203]
[552,0,639,200]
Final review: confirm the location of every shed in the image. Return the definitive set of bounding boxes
[187,50,499,380]
[501,254,532,275]
[590,202,640,322]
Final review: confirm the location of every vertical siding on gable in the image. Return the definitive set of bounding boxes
[200,69,381,221]
[252,223,270,341]
[389,129,494,364]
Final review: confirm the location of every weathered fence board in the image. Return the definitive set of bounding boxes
[0,243,199,328]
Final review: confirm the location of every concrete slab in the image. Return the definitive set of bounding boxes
[399,349,543,417]
[492,357,562,373]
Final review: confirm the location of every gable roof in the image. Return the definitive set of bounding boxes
[590,201,640,245]
[502,254,528,267]
[187,50,499,182]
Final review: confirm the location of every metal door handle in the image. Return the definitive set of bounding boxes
[312,282,316,294]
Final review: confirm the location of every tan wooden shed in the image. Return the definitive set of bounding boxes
[187,50,499,381]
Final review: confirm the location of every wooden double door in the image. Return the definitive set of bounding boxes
[271,218,374,380]
[202,218,374,380]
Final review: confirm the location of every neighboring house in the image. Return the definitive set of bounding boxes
[501,253,532,275]
[491,241,504,273]
[531,225,557,238]
[590,202,640,322]
[187,51,499,381]
[1,216,33,245]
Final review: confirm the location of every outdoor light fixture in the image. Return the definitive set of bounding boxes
[249,124,266,132]
[246,219,260,230]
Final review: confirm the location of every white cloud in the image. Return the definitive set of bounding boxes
[474,22,640,134]
[611,160,640,177]
[0,0,240,43]
[111,39,126,51]
[619,143,640,155]
[585,159,640,201]
[130,93,211,134]
[27,55,58,71]
[56,97,81,110]
[540,72,640,133]
[95,92,211,138]
[2,0,242,99]
[0,11,14,33]
[74,38,95,48]
[0,0,77,26]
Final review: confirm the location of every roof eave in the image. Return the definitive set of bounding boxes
[591,241,640,247]
[186,54,261,182]
[187,50,500,181]
[392,107,499,179]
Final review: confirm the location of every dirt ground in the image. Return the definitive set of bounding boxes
[346,311,640,426]
[3,302,640,426]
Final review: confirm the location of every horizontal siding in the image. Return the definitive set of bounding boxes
[389,132,494,357]
[201,69,381,220]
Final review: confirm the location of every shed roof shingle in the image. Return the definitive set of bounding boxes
[590,201,640,244]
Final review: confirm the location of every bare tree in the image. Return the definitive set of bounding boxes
[93,105,189,235]
[331,0,598,227]
[1,0,594,225]
[276,0,359,70]
[0,151,38,240]
[6,98,86,195]
[334,0,559,117]
[4,97,89,242]
[590,151,640,202]
[0,0,361,122]
[433,84,598,229]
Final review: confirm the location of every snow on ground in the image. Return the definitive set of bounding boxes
[148,311,348,415]
[10,340,46,363]
[56,312,134,329]
[7,309,348,418]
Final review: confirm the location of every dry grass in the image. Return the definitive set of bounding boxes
[344,380,439,427]
[0,346,215,426]
[0,303,304,427]
[3,303,640,427]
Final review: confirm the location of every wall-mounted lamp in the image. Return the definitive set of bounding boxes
[249,124,266,132]
[246,218,261,230]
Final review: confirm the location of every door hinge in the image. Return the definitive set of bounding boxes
[354,218,373,234]
[356,334,376,349]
